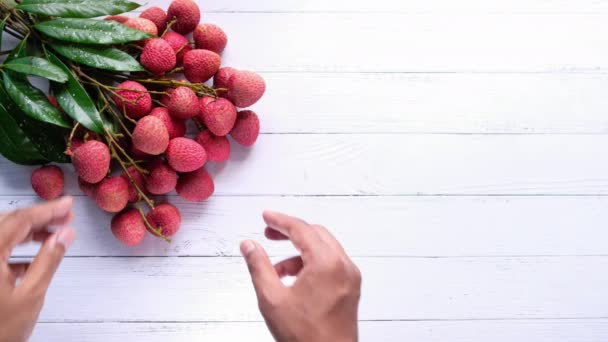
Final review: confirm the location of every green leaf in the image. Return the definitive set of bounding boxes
[0,102,47,165]
[4,57,69,82]
[17,0,140,18]
[2,71,71,128]
[35,18,152,45]
[6,38,27,62]
[46,52,105,134]
[51,42,144,72]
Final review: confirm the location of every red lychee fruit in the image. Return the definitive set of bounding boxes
[132,116,170,155]
[95,177,129,213]
[150,107,186,139]
[140,38,176,76]
[160,87,175,107]
[72,140,111,184]
[131,144,151,160]
[124,17,158,36]
[196,130,230,162]
[162,32,192,64]
[183,49,221,83]
[47,95,59,108]
[31,165,64,200]
[111,209,146,246]
[146,203,182,237]
[227,71,266,108]
[231,110,260,147]
[140,6,167,34]
[121,166,146,203]
[176,168,215,202]
[168,86,199,119]
[114,81,153,119]
[166,0,200,34]
[65,138,84,156]
[166,137,207,173]
[145,161,178,195]
[105,15,129,24]
[193,23,228,54]
[78,177,97,198]
[198,97,237,136]
[214,67,237,90]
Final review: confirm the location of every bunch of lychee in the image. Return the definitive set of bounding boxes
[29,0,264,247]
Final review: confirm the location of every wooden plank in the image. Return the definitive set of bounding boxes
[23,257,608,321]
[11,195,608,257]
[31,320,608,342]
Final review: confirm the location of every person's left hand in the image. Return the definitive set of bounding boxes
[0,197,76,342]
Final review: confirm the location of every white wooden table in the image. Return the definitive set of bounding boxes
[6,0,608,340]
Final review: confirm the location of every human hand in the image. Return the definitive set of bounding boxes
[0,197,76,342]
[241,211,361,342]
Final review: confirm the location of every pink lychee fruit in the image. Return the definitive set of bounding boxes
[214,66,237,90]
[140,38,176,76]
[95,177,129,213]
[168,86,199,119]
[162,31,192,64]
[114,81,153,119]
[31,165,64,200]
[166,137,207,172]
[193,23,228,54]
[227,70,266,108]
[140,6,167,34]
[183,49,221,83]
[72,140,111,184]
[78,177,97,198]
[150,107,186,139]
[160,87,175,107]
[111,209,146,246]
[176,168,215,202]
[166,0,200,34]
[195,130,231,162]
[65,138,84,156]
[105,15,129,24]
[231,110,260,147]
[146,203,182,237]
[121,166,146,203]
[132,116,170,155]
[124,17,158,36]
[198,97,237,136]
[145,161,178,195]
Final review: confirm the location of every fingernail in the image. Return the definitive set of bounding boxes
[56,227,75,250]
[240,240,256,256]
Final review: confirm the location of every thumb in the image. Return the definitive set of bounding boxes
[240,240,284,303]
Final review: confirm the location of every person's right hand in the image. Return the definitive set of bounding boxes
[241,211,362,342]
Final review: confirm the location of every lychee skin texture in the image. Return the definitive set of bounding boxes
[231,110,261,147]
[162,32,192,64]
[124,17,158,36]
[141,38,176,76]
[145,161,178,195]
[199,97,237,136]
[95,177,130,213]
[114,81,153,119]
[72,140,111,184]
[111,209,146,246]
[214,67,237,90]
[132,116,170,155]
[150,107,186,139]
[105,15,129,24]
[168,86,199,119]
[121,166,146,203]
[166,137,207,173]
[160,88,175,107]
[167,0,200,34]
[140,7,167,34]
[227,71,266,108]
[176,168,215,202]
[31,165,64,200]
[78,177,97,198]
[146,203,182,237]
[194,24,228,54]
[195,130,230,162]
[183,49,221,83]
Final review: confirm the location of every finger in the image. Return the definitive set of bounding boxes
[263,211,321,255]
[240,240,284,302]
[274,256,303,278]
[264,227,288,241]
[18,226,75,297]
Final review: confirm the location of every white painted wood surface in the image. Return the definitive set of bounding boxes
[0,0,603,341]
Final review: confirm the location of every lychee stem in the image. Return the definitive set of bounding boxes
[105,133,148,176]
[138,207,171,243]
[161,18,177,38]
[108,140,155,210]
[65,122,80,155]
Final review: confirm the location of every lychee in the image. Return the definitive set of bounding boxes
[95,176,129,213]
[113,81,153,119]
[231,110,260,147]
[105,15,129,24]
[166,137,207,172]
[176,168,215,202]
[145,161,178,195]
[195,130,230,162]
[162,32,192,64]
[183,49,221,83]
[47,95,59,108]
[132,116,170,155]
[140,38,176,76]
[199,97,237,136]
[66,138,84,156]
[168,86,199,119]
[31,165,64,200]
[193,23,228,54]
[227,70,266,108]
[150,107,186,139]
[146,203,182,237]
[131,144,151,160]
[140,7,167,34]
[121,166,146,203]
[78,177,97,198]
[111,209,146,246]
[124,17,158,36]
[72,140,111,184]
[166,0,200,34]
[160,87,175,107]
[214,67,236,90]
